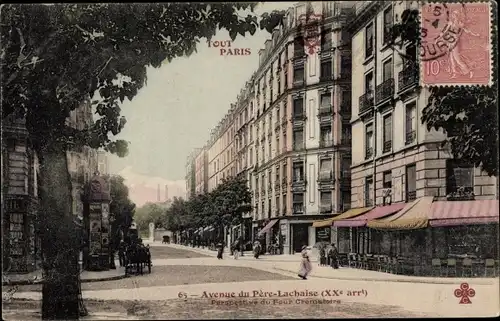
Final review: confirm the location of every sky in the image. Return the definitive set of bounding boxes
[108,2,296,207]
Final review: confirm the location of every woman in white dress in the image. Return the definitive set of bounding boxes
[298,245,312,280]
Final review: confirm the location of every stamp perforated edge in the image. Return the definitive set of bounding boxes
[419,0,494,88]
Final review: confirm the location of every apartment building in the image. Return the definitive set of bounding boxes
[207,108,237,192]
[185,151,196,199]
[348,1,497,252]
[249,2,355,254]
[194,147,209,195]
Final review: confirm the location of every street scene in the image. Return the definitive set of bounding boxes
[2,1,499,320]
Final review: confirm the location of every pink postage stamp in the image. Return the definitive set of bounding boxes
[420,2,492,86]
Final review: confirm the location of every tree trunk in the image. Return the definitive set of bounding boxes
[39,147,84,320]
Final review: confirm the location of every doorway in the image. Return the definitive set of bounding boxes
[292,224,309,253]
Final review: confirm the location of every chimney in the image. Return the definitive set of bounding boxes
[165,185,169,202]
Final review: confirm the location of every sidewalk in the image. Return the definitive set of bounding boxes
[3,261,127,286]
[161,242,498,285]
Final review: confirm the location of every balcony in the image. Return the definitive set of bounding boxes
[282,177,288,187]
[268,185,273,193]
[358,91,374,115]
[294,48,305,58]
[274,122,280,131]
[319,204,332,213]
[383,140,392,153]
[318,105,332,116]
[447,187,475,201]
[275,181,281,190]
[405,130,416,145]
[292,203,304,214]
[365,147,373,159]
[293,79,304,88]
[383,28,393,45]
[399,66,418,91]
[406,190,417,201]
[281,116,288,125]
[318,171,334,182]
[293,143,305,151]
[292,112,305,121]
[319,139,333,148]
[292,177,306,187]
[375,78,394,104]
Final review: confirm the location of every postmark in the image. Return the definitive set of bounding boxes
[297,13,323,55]
[420,2,492,86]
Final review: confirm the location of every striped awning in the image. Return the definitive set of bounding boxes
[258,219,278,236]
[429,200,499,227]
[367,197,434,230]
[334,203,406,228]
[312,207,373,228]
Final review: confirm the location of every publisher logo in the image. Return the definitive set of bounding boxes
[454,282,475,304]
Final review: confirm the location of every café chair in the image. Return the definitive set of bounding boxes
[446,258,457,277]
[431,258,442,277]
[462,258,473,277]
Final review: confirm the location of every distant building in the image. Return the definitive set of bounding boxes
[96,151,109,175]
[185,150,198,199]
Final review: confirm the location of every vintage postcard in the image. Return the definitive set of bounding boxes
[2,1,499,320]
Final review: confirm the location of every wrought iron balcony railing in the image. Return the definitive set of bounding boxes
[319,139,333,148]
[293,112,305,120]
[398,65,418,91]
[405,130,416,145]
[383,140,392,153]
[375,78,394,104]
[318,105,332,116]
[318,171,334,182]
[365,147,374,159]
[319,204,333,213]
[293,203,304,214]
[359,91,374,115]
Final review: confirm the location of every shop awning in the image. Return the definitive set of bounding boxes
[203,226,214,232]
[312,207,373,228]
[334,203,407,228]
[429,200,500,227]
[257,219,278,236]
[367,196,434,230]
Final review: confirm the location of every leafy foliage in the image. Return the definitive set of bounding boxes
[108,175,135,246]
[164,176,252,234]
[390,1,498,176]
[1,3,285,154]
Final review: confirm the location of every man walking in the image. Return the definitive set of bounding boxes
[233,240,240,260]
[328,243,339,269]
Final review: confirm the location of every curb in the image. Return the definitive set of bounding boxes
[272,267,497,285]
[3,273,129,286]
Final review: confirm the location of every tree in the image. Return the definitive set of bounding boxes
[390,1,498,176]
[1,3,284,319]
[108,175,135,268]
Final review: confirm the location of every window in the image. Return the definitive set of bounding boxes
[268,140,272,158]
[383,6,393,44]
[446,160,474,200]
[294,37,304,56]
[365,123,374,159]
[383,171,392,189]
[341,125,352,144]
[341,191,351,211]
[293,98,304,117]
[292,193,304,213]
[404,44,417,67]
[276,196,280,214]
[320,93,331,109]
[319,158,332,180]
[365,23,374,58]
[320,192,332,211]
[321,30,332,51]
[405,102,417,145]
[365,72,374,93]
[405,164,417,201]
[365,176,374,206]
[283,132,287,152]
[383,114,392,153]
[276,135,280,154]
[320,60,332,80]
[293,130,304,150]
[383,59,393,81]
[293,162,304,182]
[341,158,351,177]
[9,213,24,256]
[320,126,332,147]
[293,65,304,84]
[323,2,333,17]
[340,55,351,74]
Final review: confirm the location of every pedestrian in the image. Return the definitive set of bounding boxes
[118,240,126,267]
[298,245,312,280]
[319,243,327,266]
[328,243,339,269]
[216,241,224,260]
[233,240,240,260]
[253,241,261,259]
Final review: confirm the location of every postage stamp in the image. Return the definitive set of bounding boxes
[420,2,492,86]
